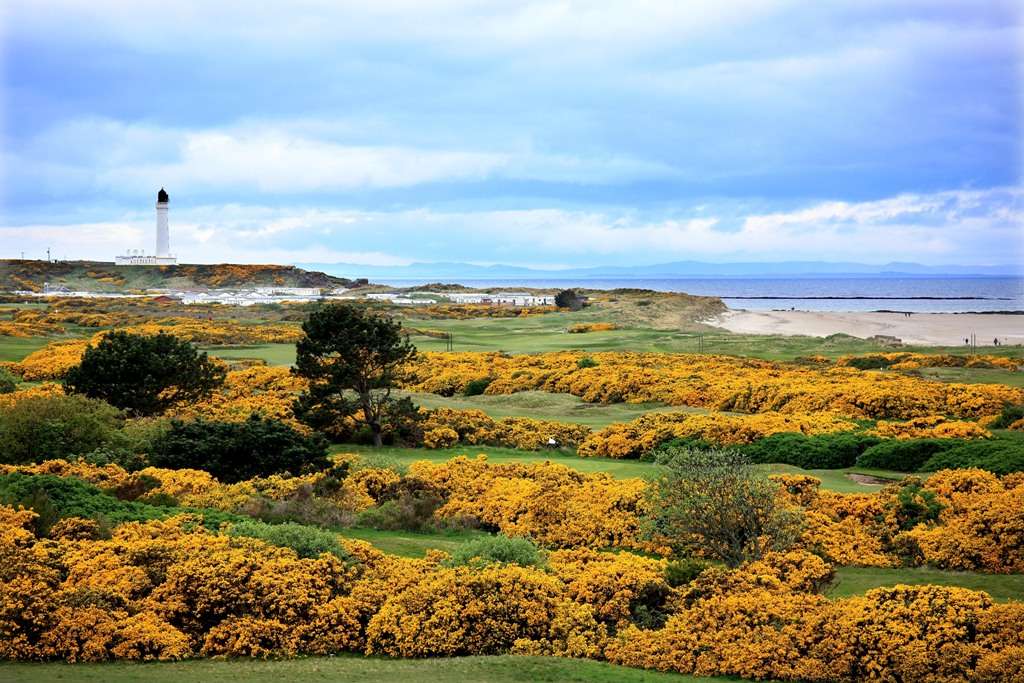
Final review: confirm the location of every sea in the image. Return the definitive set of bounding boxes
[375,276,1024,313]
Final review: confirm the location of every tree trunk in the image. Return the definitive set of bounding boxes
[371,424,383,448]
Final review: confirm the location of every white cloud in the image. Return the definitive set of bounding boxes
[5,1,793,58]
[2,187,1019,267]
[11,118,680,196]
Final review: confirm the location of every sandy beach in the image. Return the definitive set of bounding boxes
[711,309,1024,347]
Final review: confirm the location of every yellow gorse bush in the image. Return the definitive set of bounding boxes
[871,415,991,440]
[578,411,857,459]
[409,304,558,319]
[112,319,302,345]
[420,407,592,450]
[9,321,301,380]
[166,366,308,429]
[567,322,618,333]
[8,457,1024,574]
[400,351,1023,420]
[408,455,653,550]
[15,340,93,380]
[3,505,1020,680]
[836,352,1021,371]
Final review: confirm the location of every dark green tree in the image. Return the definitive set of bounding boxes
[293,304,417,447]
[554,289,585,311]
[645,447,802,568]
[65,331,225,417]
[149,415,330,483]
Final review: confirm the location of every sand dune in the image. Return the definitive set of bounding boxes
[710,310,1024,347]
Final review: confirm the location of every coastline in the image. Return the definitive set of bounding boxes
[710,309,1024,347]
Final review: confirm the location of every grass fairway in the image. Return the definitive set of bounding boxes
[339,527,491,557]
[401,314,1024,361]
[0,656,745,683]
[203,343,298,366]
[0,336,51,363]
[332,444,658,479]
[829,566,1024,603]
[405,390,694,428]
[915,366,1024,388]
[754,464,908,493]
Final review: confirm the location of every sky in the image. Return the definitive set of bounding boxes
[1,1,1021,269]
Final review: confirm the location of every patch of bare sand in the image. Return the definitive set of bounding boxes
[711,310,1024,347]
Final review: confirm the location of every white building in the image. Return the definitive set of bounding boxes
[116,188,178,266]
[254,286,322,297]
[488,292,556,306]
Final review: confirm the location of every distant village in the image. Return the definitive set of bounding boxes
[20,283,555,308]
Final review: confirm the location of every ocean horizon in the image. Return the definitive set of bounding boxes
[373,275,1024,313]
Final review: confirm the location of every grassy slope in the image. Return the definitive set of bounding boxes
[200,327,1020,373]
[399,313,1024,360]
[829,566,1024,603]
[0,656,744,683]
[203,343,299,367]
[0,336,51,363]
[916,366,1024,388]
[334,444,660,479]
[340,527,491,557]
[406,390,696,428]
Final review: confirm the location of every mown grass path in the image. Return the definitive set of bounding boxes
[0,656,750,683]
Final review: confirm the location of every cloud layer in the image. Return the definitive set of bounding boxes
[4,187,1019,269]
[2,1,1021,267]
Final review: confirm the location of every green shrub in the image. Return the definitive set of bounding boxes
[149,414,330,483]
[445,535,546,569]
[922,439,1024,475]
[81,446,150,473]
[463,377,493,396]
[242,493,355,529]
[664,558,712,587]
[0,394,125,465]
[0,473,240,535]
[843,356,894,370]
[356,477,446,531]
[990,404,1024,430]
[856,438,957,472]
[891,478,944,530]
[576,356,598,369]
[0,367,19,394]
[224,519,348,560]
[740,432,881,469]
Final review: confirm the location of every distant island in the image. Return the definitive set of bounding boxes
[298,259,1021,280]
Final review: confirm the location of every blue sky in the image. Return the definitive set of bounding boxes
[1,1,1021,268]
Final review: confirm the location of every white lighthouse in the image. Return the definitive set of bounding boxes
[156,187,170,258]
[115,188,178,266]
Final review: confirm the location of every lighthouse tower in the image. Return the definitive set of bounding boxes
[156,187,170,257]
[114,188,178,265]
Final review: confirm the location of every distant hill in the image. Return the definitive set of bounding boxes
[0,260,355,293]
[300,260,1021,280]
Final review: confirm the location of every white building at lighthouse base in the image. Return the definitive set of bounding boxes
[116,250,177,266]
